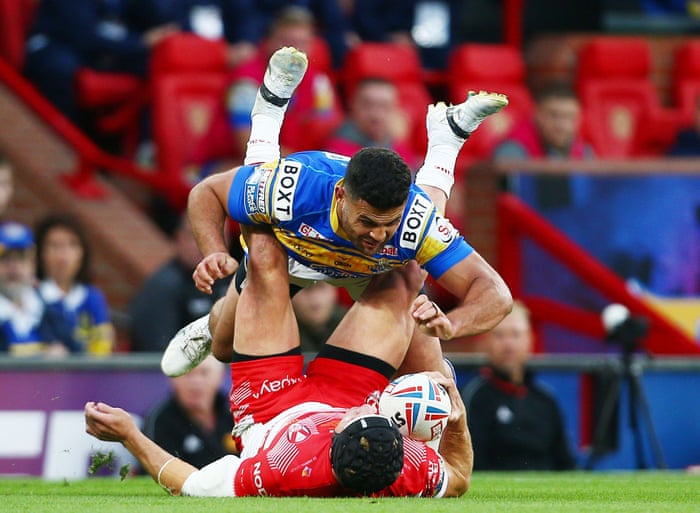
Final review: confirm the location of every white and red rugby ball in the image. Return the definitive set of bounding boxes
[378,373,451,442]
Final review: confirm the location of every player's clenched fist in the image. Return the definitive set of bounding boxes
[411,294,455,340]
[192,252,238,294]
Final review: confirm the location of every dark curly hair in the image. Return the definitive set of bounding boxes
[34,214,92,283]
[330,414,404,495]
[344,147,411,210]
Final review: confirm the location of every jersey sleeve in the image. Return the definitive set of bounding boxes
[418,214,474,279]
[86,286,110,324]
[227,159,305,225]
[384,438,447,498]
[227,152,343,227]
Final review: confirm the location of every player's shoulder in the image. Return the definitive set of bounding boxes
[398,186,459,251]
[285,150,350,175]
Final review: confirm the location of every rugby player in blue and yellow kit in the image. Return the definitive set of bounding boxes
[162,47,512,379]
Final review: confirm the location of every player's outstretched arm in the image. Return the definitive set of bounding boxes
[425,373,473,498]
[84,402,197,495]
[418,251,512,340]
[188,168,241,294]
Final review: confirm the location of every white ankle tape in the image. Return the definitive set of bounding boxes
[244,115,282,165]
[415,145,457,198]
[244,141,281,166]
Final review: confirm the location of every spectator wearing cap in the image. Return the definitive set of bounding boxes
[0,222,65,357]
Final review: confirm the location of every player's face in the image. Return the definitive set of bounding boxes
[336,187,404,255]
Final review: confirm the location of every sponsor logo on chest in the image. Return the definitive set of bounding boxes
[299,222,327,240]
[274,160,302,222]
[400,196,430,250]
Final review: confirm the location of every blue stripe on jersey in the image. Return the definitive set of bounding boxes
[228,151,473,280]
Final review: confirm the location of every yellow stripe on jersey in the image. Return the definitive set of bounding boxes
[273,227,407,277]
[329,179,349,239]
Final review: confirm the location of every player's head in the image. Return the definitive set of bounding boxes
[330,413,404,495]
[337,147,411,255]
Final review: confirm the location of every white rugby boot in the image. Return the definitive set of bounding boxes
[246,46,309,165]
[427,90,509,149]
[252,46,309,117]
[417,91,508,199]
[160,314,213,377]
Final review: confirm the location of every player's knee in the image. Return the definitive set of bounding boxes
[210,298,225,325]
[396,261,425,296]
[368,261,423,304]
[246,230,287,274]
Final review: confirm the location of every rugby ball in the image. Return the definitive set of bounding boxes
[378,373,451,442]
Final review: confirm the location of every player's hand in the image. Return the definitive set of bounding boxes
[421,371,465,427]
[84,401,137,443]
[411,294,455,340]
[192,252,239,294]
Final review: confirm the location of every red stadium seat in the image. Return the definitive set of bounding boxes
[76,69,148,156]
[0,0,38,69]
[576,37,680,157]
[150,34,234,197]
[0,0,146,157]
[150,33,229,78]
[342,43,433,155]
[672,40,700,127]
[446,44,535,161]
[308,36,334,79]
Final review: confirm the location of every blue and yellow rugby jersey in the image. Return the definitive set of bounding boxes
[227,151,473,281]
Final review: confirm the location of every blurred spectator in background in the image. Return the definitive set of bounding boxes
[325,77,418,169]
[640,0,700,16]
[349,0,462,69]
[0,222,64,357]
[23,0,178,129]
[253,0,352,68]
[494,81,595,211]
[226,6,341,156]
[143,355,236,468]
[129,214,230,352]
[152,0,262,68]
[461,301,576,471]
[669,94,700,156]
[291,281,347,353]
[0,155,13,220]
[35,214,114,355]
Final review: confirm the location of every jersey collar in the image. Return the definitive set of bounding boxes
[330,179,350,240]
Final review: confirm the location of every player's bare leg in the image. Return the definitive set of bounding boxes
[325,262,425,369]
[245,46,308,166]
[161,47,308,377]
[397,91,509,380]
[232,225,299,357]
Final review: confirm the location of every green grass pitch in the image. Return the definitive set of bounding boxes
[2,472,699,513]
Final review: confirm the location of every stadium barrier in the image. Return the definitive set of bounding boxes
[1,353,699,478]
